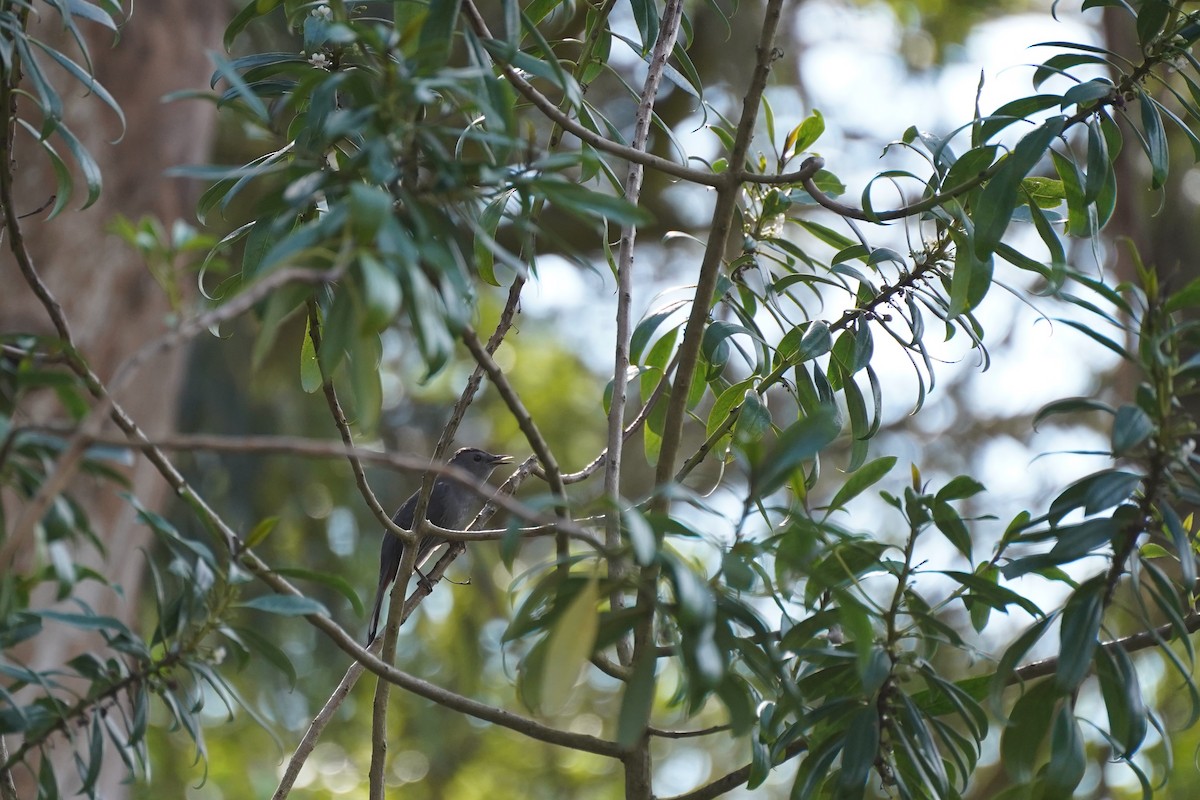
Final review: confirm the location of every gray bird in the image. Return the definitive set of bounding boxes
[367,447,511,643]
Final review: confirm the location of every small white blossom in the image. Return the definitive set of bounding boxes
[761,214,785,239]
[310,4,332,19]
[306,51,331,69]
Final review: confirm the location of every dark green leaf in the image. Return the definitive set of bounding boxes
[1135,0,1170,45]
[1000,679,1058,784]
[824,456,896,514]
[937,475,985,502]
[1049,149,1089,237]
[943,570,1043,618]
[1040,706,1088,797]
[973,116,1065,260]
[623,508,658,567]
[1033,397,1115,428]
[1095,645,1147,758]
[417,0,464,70]
[1084,115,1110,204]
[1138,90,1168,190]
[754,405,841,495]
[617,653,657,748]
[273,566,365,617]
[238,594,330,617]
[837,706,879,798]
[1056,578,1104,692]
[1111,403,1153,456]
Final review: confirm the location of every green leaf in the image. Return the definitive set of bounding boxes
[949,227,994,318]
[273,566,366,617]
[973,116,1065,260]
[209,49,269,122]
[357,254,402,331]
[753,405,841,495]
[798,219,856,250]
[1000,679,1058,784]
[417,0,464,71]
[1138,89,1169,190]
[990,615,1054,708]
[707,379,754,440]
[1084,115,1110,204]
[1033,397,1114,428]
[616,653,656,748]
[943,570,1043,618]
[1049,149,1089,237]
[1044,705,1086,796]
[1111,403,1153,456]
[1056,578,1104,692]
[787,109,825,156]
[244,516,279,549]
[837,706,879,798]
[535,179,653,227]
[1135,0,1170,45]
[1020,176,1065,208]
[225,0,278,51]
[630,301,686,364]
[238,594,330,617]
[980,94,1062,142]
[796,320,832,362]
[541,577,599,713]
[623,508,658,568]
[937,475,985,502]
[824,456,896,514]
[733,390,772,447]
[300,312,322,392]
[1095,645,1147,758]
[235,625,298,689]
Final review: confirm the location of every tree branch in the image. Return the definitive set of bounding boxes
[306,299,410,543]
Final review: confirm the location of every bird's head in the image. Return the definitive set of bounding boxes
[450,447,513,478]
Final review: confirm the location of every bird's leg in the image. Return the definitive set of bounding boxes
[414,566,434,593]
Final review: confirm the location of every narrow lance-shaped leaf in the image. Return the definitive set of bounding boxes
[541,577,600,713]
[1138,89,1169,190]
[753,404,841,495]
[973,116,1065,260]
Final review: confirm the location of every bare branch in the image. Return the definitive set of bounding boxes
[273,654,370,800]
[306,299,412,544]
[662,740,809,800]
[238,551,626,758]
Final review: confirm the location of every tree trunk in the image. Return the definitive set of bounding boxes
[0,3,224,797]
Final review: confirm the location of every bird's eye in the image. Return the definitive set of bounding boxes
[474,454,482,462]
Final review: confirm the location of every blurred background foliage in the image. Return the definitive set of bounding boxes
[6,0,1200,797]
[139,1,1200,798]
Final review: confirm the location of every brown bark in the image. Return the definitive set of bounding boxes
[0,3,224,797]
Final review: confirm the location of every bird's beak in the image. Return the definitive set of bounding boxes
[491,453,513,465]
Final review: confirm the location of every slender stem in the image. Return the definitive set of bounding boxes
[675,253,941,482]
[306,299,409,542]
[0,737,15,800]
[652,0,786,499]
[460,325,570,524]
[606,0,685,674]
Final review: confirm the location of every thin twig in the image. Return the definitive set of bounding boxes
[272,646,372,800]
[2,391,112,567]
[307,299,410,543]
[558,350,679,484]
[604,0,684,672]
[0,736,17,800]
[246,553,626,756]
[663,739,809,800]
[648,724,731,739]
[460,326,571,548]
